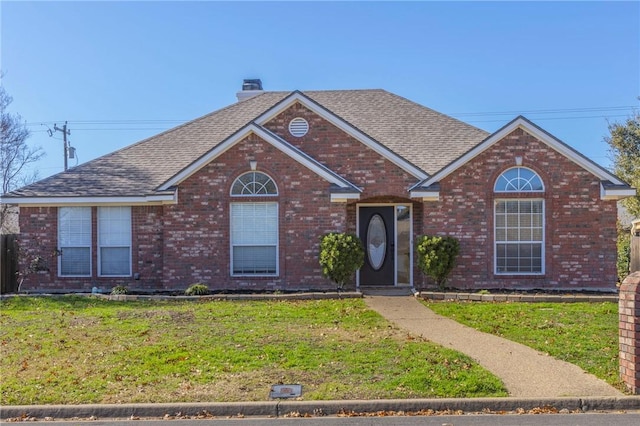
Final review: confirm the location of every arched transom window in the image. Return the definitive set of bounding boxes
[494,167,544,192]
[494,167,544,275]
[231,172,278,196]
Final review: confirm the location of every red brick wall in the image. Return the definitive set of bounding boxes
[417,128,618,292]
[133,206,164,290]
[18,206,160,292]
[619,272,640,394]
[16,207,58,291]
[159,131,355,291]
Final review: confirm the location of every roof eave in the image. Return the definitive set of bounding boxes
[330,192,361,203]
[409,190,440,201]
[1,192,177,207]
[601,183,636,201]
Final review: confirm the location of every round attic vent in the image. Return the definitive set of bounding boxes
[288,117,309,137]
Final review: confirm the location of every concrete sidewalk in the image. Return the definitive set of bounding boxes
[364,295,622,398]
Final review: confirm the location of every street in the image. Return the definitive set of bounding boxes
[12,412,640,426]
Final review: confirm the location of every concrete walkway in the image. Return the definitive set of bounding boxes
[364,295,623,398]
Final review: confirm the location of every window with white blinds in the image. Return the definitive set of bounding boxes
[98,206,131,276]
[58,207,91,276]
[230,202,278,275]
[493,167,545,275]
[495,199,544,274]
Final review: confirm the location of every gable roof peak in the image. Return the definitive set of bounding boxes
[411,114,633,199]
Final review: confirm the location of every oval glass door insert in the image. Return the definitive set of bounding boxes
[367,214,387,270]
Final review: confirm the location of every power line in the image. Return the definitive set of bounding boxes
[25,119,188,127]
[54,128,172,131]
[23,105,638,128]
[448,105,638,117]
[462,114,633,123]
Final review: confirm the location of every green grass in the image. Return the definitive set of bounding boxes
[424,301,623,390]
[0,297,507,405]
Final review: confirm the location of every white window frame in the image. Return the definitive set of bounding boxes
[58,207,92,277]
[494,199,545,275]
[230,202,279,277]
[494,167,544,193]
[230,171,278,197]
[98,206,132,277]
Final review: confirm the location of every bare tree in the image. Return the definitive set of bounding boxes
[1,80,44,232]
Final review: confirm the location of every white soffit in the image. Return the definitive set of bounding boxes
[601,184,637,200]
[7,194,177,206]
[330,192,361,202]
[409,190,440,201]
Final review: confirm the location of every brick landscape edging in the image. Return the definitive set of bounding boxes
[419,291,618,303]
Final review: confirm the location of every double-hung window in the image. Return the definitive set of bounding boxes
[230,172,278,276]
[494,167,544,274]
[58,207,92,276]
[98,206,132,276]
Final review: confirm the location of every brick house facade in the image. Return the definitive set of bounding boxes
[3,84,635,293]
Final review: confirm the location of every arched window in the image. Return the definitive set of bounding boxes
[231,172,277,196]
[494,167,544,275]
[230,171,278,276]
[494,167,544,192]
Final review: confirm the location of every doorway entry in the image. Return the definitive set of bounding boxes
[358,205,412,286]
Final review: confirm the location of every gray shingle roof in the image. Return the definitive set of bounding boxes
[4,89,489,198]
[304,90,489,174]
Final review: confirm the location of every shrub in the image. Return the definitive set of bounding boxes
[415,235,460,290]
[185,283,210,296]
[319,232,364,290]
[617,222,631,283]
[110,285,129,295]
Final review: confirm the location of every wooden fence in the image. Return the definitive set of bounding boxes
[1,234,18,294]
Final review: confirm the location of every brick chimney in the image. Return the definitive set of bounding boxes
[236,79,264,102]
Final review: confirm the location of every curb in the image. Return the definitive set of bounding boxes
[3,397,640,420]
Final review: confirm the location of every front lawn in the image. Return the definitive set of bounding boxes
[424,301,623,390]
[0,297,507,405]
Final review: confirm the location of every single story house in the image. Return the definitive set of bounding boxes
[2,80,635,293]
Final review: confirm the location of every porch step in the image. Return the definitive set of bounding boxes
[359,286,415,296]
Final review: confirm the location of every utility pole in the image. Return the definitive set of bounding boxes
[51,122,71,171]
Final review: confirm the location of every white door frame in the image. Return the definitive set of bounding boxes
[356,203,413,290]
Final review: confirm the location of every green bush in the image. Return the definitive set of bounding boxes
[319,232,364,290]
[617,222,631,283]
[185,283,210,296]
[415,235,460,290]
[110,285,129,295]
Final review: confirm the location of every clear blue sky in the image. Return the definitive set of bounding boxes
[2,1,639,181]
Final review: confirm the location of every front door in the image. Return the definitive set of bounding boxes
[359,206,395,285]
